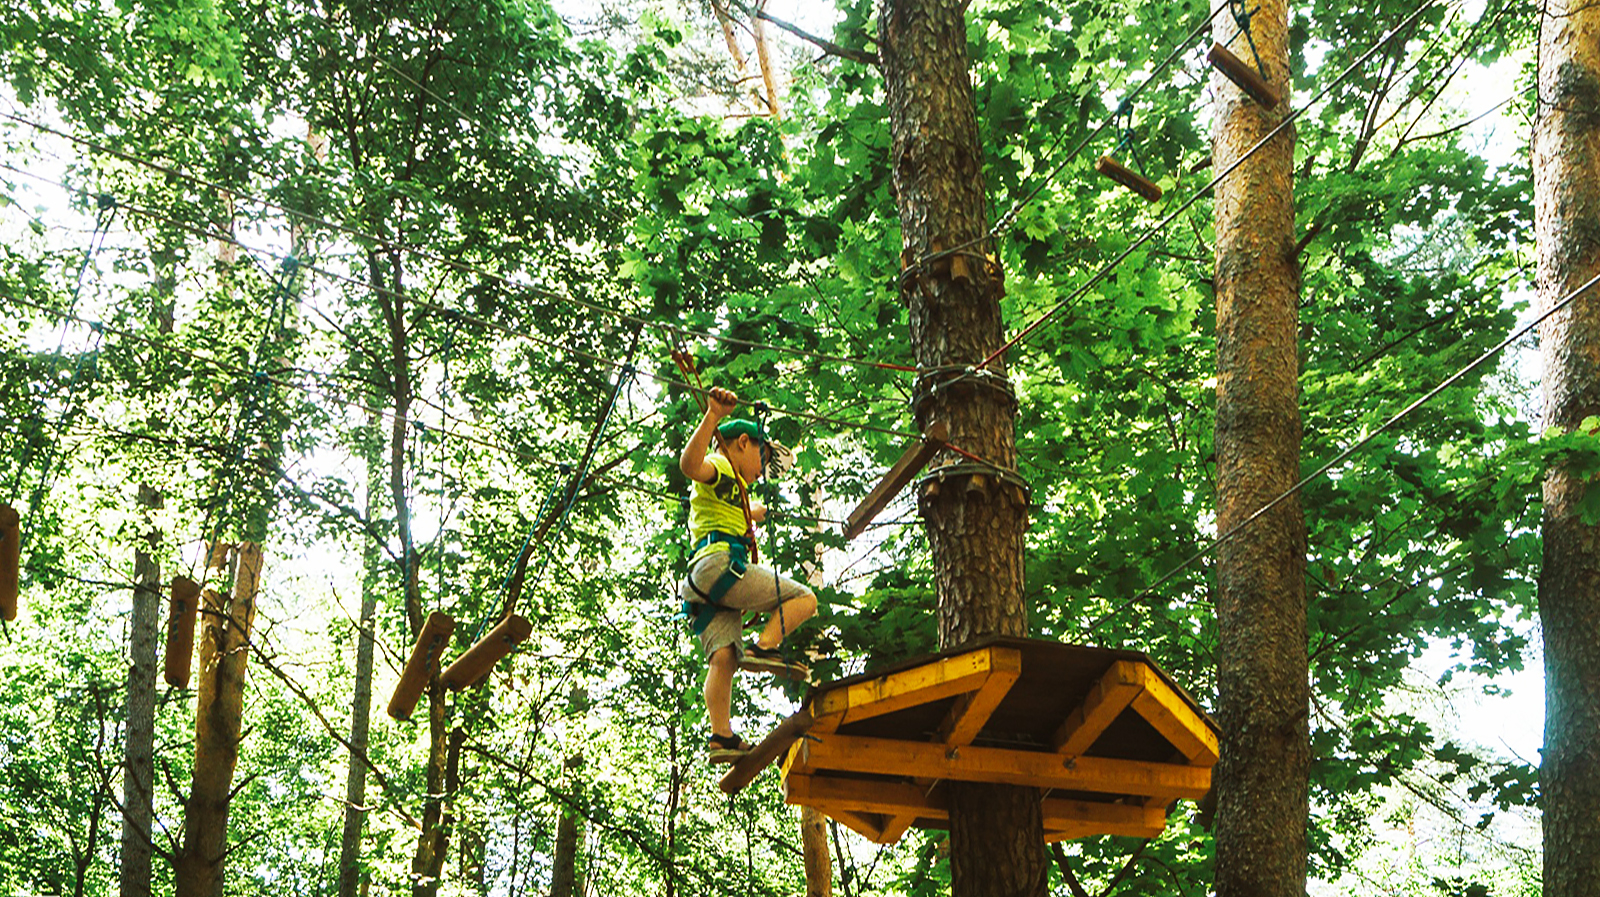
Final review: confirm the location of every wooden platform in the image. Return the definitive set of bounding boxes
[774,636,1218,845]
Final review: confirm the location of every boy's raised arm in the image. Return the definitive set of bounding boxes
[679,387,739,484]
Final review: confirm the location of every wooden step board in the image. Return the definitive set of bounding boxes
[760,636,1219,845]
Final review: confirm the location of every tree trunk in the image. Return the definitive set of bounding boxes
[878,1,1040,894]
[174,542,264,897]
[1209,2,1308,896]
[1535,4,1600,894]
[337,411,383,897]
[550,808,582,897]
[801,807,831,897]
[120,483,162,897]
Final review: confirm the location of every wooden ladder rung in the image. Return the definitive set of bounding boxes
[387,611,455,720]
[164,576,202,688]
[0,503,18,622]
[1095,156,1163,203]
[1206,42,1281,109]
[440,613,531,692]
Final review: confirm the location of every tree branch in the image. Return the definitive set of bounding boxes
[726,0,878,66]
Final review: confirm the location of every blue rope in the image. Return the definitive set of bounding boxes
[1228,0,1268,83]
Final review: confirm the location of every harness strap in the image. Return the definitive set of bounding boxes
[681,538,749,635]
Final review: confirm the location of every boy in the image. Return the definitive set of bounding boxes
[678,386,816,764]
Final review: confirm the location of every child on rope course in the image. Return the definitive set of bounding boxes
[678,386,814,765]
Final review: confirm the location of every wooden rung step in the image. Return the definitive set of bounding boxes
[164,576,202,688]
[1206,42,1281,109]
[440,613,531,691]
[842,421,948,540]
[1095,156,1162,202]
[0,502,18,622]
[387,611,455,720]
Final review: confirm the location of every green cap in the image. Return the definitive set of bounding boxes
[717,418,766,443]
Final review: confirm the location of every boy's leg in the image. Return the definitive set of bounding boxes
[704,645,736,738]
[755,590,817,649]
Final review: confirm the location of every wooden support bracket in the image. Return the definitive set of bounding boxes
[440,614,531,691]
[387,611,456,720]
[0,502,17,622]
[1206,42,1281,109]
[1095,156,1163,203]
[720,708,814,794]
[842,421,948,540]
[163,576,201,688]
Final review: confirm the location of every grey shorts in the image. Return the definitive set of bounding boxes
[680,551,811,660]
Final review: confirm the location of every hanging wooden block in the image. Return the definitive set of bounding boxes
[387,611,456,720]
[0,502,18,622]
[1095,156,1163,203]
[440,613,532,692]
[842,421,949,540]
[164,576,202,688]
[1206,42,1281,109]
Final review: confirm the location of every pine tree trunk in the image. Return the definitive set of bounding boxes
[1208,1,1308,896]
[337,411,383,897]
[801,806,831,897]
[120,483,162,897]
[878,1,1040,894]
[1535,4,1600,894]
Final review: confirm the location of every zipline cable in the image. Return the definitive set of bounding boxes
[979,0,1447,370]
[0,110,917,376]
[0,164,919,443]
[1089,266,1600,633]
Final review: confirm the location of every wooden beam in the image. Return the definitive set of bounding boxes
[794,733,1211,799]
[1052,660,1144,757]
[812,645,1008,730]
[1206,42,1281,109]
[842,421,948,540]
[440,614,531,691]
[1095,156,1163,203]
[939,647,1021,746]
[387,611,455,721]
[787,773,1167,838]
[828,809,887,842]
[0,502,17,622]
[163,576,201,689]
[878,815,917,844]
[1129,671,1220,766]
[720,709,814,794]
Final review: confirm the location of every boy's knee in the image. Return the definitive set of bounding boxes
[708,645,737,670]
[792,591,817,616]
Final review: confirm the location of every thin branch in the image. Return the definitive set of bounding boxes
[726,0,878,66]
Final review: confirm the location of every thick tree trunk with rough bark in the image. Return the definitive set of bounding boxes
[878,0,1040,894]
[1536,4,1600,894]
[120,483,162,897]
[1208,2,1308,896]
[174,543,264,897]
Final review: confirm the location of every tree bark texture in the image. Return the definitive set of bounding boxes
[549,808,582,897]
[878,1,1040,894]
[1209,2,1309,896]
[801,806,831,897]
[120,484,162,897]
[1536,4,1600,895]
[338,412,384,897]
[174,542,264,897]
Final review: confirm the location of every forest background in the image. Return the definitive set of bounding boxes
[0,0,1549,894]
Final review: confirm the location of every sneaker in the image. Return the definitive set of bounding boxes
[707,733,753,765]
[740,643,810,680]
